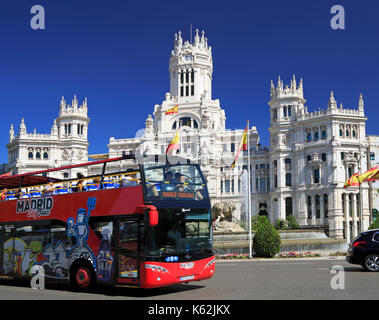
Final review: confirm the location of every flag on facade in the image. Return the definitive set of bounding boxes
[231,124,248,169]
[166,128,180,154]
[358,166,379,183]
[344,172,360,188]
[165,105,178,115]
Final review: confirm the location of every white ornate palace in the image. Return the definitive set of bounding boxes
[3,30,374,240]
[6,95,89,179]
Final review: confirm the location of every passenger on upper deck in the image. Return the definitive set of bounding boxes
[43,181,55,196]
[0,188,8,201]
[121,173,140,187]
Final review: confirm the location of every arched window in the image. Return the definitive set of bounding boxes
[321,130,327,139]
[307,133,312,142]
[180,117,191,127]
[28,151,33,159]
[36,152,41,159]
[285,197,293,218]
[172,117,199,130]
[314,131,319,141]
[43,152,48,159]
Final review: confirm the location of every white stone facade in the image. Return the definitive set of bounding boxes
[6,95,90,179]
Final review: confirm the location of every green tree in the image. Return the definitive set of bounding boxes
[253,216,281,258]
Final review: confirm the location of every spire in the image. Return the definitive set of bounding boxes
[72,95,78,109]
[51,119,58,135]
[328,91,337,109]
[19,118,26,134]
[358,93,364,111]
[200,30,205,47]
[270,80,275,96]
[178,30,182,48]
[9,124,14,142]
[194,29,200,46]
[291,74,296,90]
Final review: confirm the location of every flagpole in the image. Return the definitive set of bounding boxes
[179,120,182,155]
[247,120,252,258]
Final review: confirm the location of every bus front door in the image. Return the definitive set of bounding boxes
[116,218,142,286]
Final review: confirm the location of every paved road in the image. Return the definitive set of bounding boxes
[0,257,376,300]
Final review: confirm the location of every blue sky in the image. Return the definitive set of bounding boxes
[0,0,378,162]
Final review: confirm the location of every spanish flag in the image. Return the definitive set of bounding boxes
[358,166,379,184]
[344,172,360,188]
[166,128,180,154]
[165,105,178,115]
[231,124,248,169]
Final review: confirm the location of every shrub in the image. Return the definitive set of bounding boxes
[275,219,287,230]
[253,216,281,258]
[368,220,379,230]
[286,215,300,230]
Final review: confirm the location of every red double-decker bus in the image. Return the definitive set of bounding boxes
[0,155,215,289]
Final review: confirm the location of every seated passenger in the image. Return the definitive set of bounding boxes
[72,173,85,192]
[121,173,140,187]
[43,181,55,195]
[0,188,8,201]
[161,171,176,191]
[173,173,188,191]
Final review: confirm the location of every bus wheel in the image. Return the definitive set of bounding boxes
[71,263,95,291]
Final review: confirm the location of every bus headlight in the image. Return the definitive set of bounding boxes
[205,258,215,269]
[145,264,169,273]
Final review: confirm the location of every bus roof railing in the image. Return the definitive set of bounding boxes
[0,155,136,189]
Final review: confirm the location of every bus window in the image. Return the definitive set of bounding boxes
[51,222,76,249]
[119,221,138,251]
[14,223,51,276]
[89,219,114,249]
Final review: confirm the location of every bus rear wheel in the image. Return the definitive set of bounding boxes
[71,263,95,291]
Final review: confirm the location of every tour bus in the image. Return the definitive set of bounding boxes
[0,155,215,289]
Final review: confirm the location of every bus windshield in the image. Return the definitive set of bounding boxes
[142,163,209,201]
[146,208,212,256]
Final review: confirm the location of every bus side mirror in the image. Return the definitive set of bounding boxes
[148,208,158,227]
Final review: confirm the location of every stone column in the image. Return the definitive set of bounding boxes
[277,197,285,221]
[344,193,350,241]
[351,193,358,239]
[312,194,316,226]
[320,194,324,225]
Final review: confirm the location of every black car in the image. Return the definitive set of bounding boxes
[346,229,379,271]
